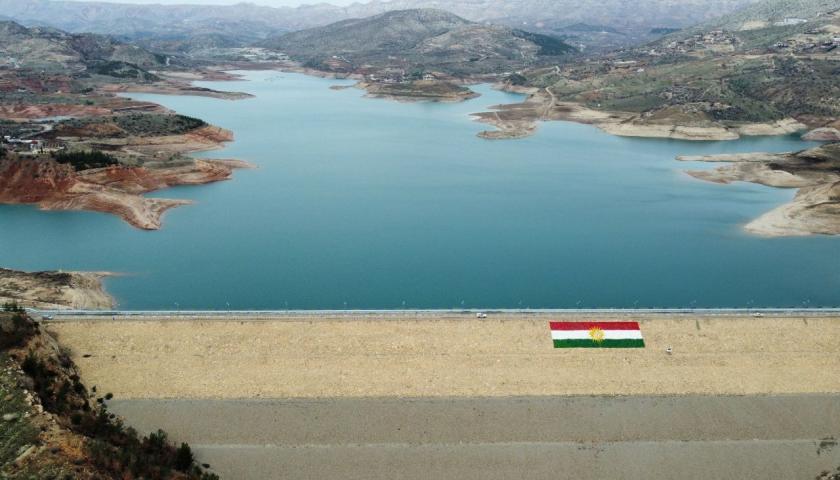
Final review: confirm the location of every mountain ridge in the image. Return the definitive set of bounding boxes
[262,8,575,75]
[0,19,164,73]
[0,0,764,51]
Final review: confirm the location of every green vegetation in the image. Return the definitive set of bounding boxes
[265,9,575,76]
[0,20,164,72]
[175,443,196,472]
[58,114,207,138]
[370,80,476,99]
[87,61,160,82]
[650,27,681,34]
[87,426,219,479]
[0,303,33,350]
[526,55,839,124]
[113,114,206,136]
[512,30,575,56]
[53,150,120,171]
[2,311,219,479]
[20,345,218,479]
[506,73,528,86]
[0,355,38,472]
[0,120,44,139]
[658,0,839,52]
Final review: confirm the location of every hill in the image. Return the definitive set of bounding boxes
[658,0,840,52]
[475,0,839,139]
[686,0,838,32]
[0,0,289,44]
[0,20,163,74]
[262,9,575,75]
[0,307,220,479]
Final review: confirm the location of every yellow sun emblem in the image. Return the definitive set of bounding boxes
[588,327,606,343]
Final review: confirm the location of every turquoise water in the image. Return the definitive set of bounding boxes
[1,71,838,309]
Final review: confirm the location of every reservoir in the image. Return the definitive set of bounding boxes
[1,71,838,309]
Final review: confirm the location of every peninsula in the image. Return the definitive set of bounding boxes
[0,21,253,229]
[679,143,840,236]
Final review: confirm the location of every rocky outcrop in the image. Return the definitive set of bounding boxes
[0,268,113,309]
[803,128,840,142]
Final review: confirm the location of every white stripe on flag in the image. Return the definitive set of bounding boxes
[551,330,643,340]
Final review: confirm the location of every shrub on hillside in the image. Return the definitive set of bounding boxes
[53,150,119,171]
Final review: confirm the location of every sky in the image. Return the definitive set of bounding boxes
[64,0,361,6]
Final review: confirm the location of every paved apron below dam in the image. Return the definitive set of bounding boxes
[108,395,840,480]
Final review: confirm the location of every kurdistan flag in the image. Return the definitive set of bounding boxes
[550,322,645,348]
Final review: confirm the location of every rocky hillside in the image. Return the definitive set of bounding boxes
[0,20,164,73]
[658,0,840,51]
[0,306,219,479]
[483,0,839,140]
[0,269,113,310]
[263,9,575,75]
[680,0,838,33]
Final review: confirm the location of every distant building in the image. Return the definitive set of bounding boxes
[1,137,63,154]
[774,18,808,26]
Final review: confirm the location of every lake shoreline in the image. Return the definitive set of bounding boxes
[0,127,254,230]
[3,71,837,311]
[471,86,811,142]
[0,268,115,309]
[678,144,840,236]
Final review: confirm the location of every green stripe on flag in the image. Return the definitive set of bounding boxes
[553,339,645,348]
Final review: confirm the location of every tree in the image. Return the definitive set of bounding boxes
[507,73,528,86]
[174,443,194,472]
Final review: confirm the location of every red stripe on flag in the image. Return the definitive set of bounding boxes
[549,321,640,331]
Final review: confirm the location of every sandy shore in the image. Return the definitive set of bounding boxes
[47,313,840,398]
[99,69,253,100]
